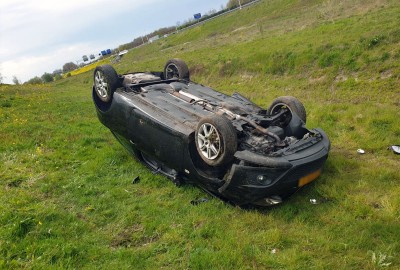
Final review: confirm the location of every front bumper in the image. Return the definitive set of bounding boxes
[218,129,330,206]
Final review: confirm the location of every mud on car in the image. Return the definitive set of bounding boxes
[92,59,330,206]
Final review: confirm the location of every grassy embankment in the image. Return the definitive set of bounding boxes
[1,0,399,268]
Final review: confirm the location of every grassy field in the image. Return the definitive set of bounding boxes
[1,0,399,268]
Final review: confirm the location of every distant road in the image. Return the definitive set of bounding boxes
[180,0,261,32]
[124,0,261,53]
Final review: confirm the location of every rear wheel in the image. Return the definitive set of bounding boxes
[195,115,237,167]
[164,59,190,80]
[268,96,307,124]
[94,65,119,103]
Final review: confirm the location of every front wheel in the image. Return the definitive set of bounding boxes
[93,65,119,103]
[195,115,237,167]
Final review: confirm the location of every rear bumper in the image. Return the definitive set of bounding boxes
[218,129,330,205]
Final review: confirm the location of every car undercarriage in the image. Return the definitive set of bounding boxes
[92,59,330,206]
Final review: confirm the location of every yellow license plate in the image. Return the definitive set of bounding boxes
[298,169,322,187]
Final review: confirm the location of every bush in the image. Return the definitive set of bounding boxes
[63,62,78,73]
[41,73,54,83]
[25,76,43,85]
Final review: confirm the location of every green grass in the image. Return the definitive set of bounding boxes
[1,0,400,268]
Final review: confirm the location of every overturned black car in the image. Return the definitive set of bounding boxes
[92,59,330,206]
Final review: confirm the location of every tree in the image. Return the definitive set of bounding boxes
[41,72,53,83]
[63,62,78,73]
[54,74,62,81]
[226,0,253,9]
[12,76,20,85]
[226,0,238,9]
[26,76,43,84]
[0,72,3,84]
[205,8,217,16]
[52,69,62,76]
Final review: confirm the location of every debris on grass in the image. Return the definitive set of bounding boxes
[310,197,333,205]
[132,176,140,184]
[310,198,318,204]
[190,198,209,205]
[357,148,365,154]
[388,145,400,155]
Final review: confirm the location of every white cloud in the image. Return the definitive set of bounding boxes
[0,0,228,84]
[1,41,110,83]
[0,0,162,83]
[0,0,156,58]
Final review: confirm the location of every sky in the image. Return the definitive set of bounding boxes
[0,0,228,84]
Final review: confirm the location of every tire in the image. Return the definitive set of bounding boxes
[164,59,190,80]
[93,65,119,103]
[268,96,307,123]
[195,115,237,167]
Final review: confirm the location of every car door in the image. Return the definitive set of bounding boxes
[127,107,185,170]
